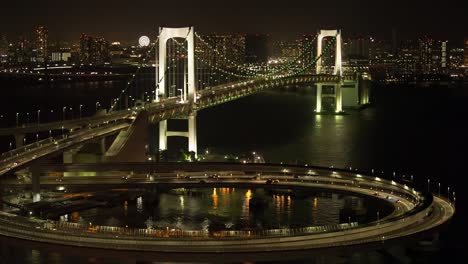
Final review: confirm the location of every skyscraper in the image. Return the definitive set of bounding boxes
[418,37,448,74]
[35,26,48,63]
[80,33,110,65]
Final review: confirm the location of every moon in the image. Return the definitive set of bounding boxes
[139,36,150,47]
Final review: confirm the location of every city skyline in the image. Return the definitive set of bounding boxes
[1,0,467,43]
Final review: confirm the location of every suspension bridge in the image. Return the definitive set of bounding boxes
[0,27,370,185]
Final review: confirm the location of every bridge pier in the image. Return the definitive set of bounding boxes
[335,83,342,113]
[315,83,342,113]
[14,134,25,148]
[159,112,198,159]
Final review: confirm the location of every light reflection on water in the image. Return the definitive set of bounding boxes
[60,188,379,232]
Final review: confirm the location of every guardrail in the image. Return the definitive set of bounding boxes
[0,211,359,240]
[1,137,55,161]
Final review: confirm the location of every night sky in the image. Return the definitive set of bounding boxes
[1,0,467,43]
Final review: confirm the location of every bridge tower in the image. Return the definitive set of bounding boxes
[315,29,343,113]
[157,27,198,157]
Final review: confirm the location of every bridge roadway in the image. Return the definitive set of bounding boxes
[0,163,455,252]
[0,74,350,175]
[0,74,344,137]
[0,121,131,176]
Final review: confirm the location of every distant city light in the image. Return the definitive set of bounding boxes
[139,36,150,47]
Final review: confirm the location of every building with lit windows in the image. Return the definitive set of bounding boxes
[418,37,448,74]
[79,34,110,65]
[35,26,48,63]
[200,34,246,67]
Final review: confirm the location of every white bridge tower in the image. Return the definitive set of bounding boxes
[157,27,197,157]
[315,29,343,113]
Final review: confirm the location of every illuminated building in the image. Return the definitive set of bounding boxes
[200,34,246,67]
[35,26,48,63]
[418,37,448,74]
[51,48,72,62]
[10,36,33,64]
[79,34,110,65]
[271,39,301,64]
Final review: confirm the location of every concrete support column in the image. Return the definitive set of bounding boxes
[335,83,342,113]
[159,120,167,151]
[100,137,106,154]
[31,169,41,202]
[316,83,322,113]
[188,113,197,157]
[14,134,25,148]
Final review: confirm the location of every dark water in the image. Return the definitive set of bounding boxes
[61,188,386,230]
[1,80,468,263]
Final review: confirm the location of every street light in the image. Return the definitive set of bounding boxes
[16,112,19,127]
[37,110,41,125]
[79,104,83,119]
[427,178,430,193]
[62,107,66,121]
[95,102,100,114]
[377,211,380,222]
[49,130,52,138]
[438,182,441,196]
[447,187,450,201]
[36,133,39,142]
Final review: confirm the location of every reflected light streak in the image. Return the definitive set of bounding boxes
[212,188,218,209]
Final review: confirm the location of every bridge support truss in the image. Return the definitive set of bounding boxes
[159,112,197,158]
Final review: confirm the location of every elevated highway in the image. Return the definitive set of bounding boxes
[0,163,455,252]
